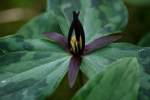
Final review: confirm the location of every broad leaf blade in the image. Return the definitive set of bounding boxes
[0,35,65,56]
[138,48,150,100]
[73,57,140,100]
[15,11,65,39]
[0,51,71,100]
[47,0,128,43]
[0,9,71,100]
[81,43,140,78]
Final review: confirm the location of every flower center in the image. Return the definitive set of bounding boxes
[68,11,85,56]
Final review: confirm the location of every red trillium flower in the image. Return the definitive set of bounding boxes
[44,11,121,88]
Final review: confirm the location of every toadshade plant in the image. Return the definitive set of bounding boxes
[0,0,148,100]
[44,11,122,87]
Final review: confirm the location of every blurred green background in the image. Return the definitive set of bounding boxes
[0,0,46,37]
[0,0,150,45]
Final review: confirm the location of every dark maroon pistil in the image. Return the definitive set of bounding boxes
[68,11,85,56]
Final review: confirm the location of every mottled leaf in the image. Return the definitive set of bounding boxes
[81,43,140,78]
[73,57,140,100]
[138,48,150,100]
[0,51,71,100]
[47,0,128,43]
[0,35,65,56]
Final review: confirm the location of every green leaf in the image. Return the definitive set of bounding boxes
[14,11,66,39]
[138,33,150,47]
[0,35,65,56]
[138,48,150,100]
[0,51,71,100]
[0,7,71,99]
[0,8,71,100]
[81,43,140,78]
[47,0,128,43]
[73,57,140,100]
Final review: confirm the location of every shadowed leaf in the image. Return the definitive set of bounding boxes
[138,48,150,100]
[138,32,150,47]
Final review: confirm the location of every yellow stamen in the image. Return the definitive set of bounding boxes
[70,35,78,53]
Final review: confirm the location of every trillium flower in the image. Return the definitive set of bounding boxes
[44,11,121,88]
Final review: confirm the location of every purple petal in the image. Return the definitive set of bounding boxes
[44,32,68,50]
[84,34,122,54]
[68,56,81,88]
